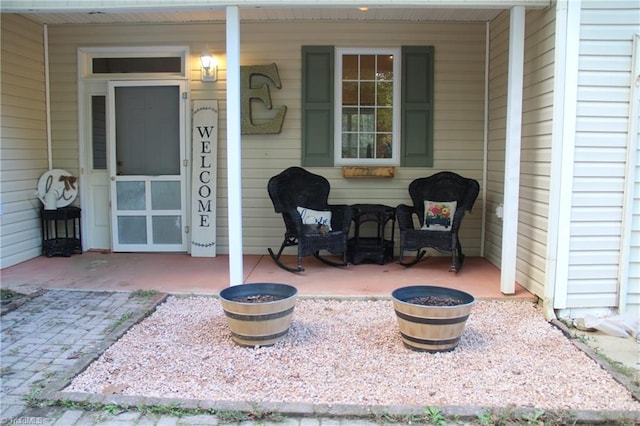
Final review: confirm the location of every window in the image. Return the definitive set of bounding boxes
[302,46,434,168]
[80,46,188,79]
[335,48,400,165]
[92,57,182,74]
[91,95,106,170]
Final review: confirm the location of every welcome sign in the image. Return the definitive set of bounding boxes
[191,100,218,257]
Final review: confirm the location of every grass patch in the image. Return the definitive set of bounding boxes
[31,399,640,425]
[424,406,447,425]
[129,289,158,299]
[476,408,580,426]
[1,288,24,304]
[24,389,44,408]
[103,311,134,334]
[47,399,286,424]
[573,330,640,387]
[598,354,640,387]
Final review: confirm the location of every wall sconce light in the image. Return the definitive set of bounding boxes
[200,53,217,82]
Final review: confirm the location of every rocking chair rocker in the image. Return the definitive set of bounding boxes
[396,171,480,272]
[267,167,353,273]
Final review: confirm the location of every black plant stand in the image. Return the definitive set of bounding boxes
[41,206,82,257]
[348,204,395,265]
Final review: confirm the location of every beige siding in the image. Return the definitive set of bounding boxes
[564,0,640,312]
[485,11,509,269]
[486,7,555,299]
[0,15,48,268]
[517,7,556,298]
[47,21,487,255]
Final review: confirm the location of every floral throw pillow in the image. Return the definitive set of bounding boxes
[422,201,457,231]
[297,206,333,231]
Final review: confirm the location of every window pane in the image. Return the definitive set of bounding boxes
[91,96,106,170]
[376,134,392,158]
[115,86,180,175]
[342,82,359,106]
[360,82,375,106]
[359,134,374,158]
[93,57,181,74]
[377,82,393,106]
[376,108,392,132]
[152,216,182,244]
[342,133,358,158]
[116,181,145,210]
[359,108,375,132]
[118,216,147,244]
[360,55,375,80]
[343,55,358,80]
[377,55,394,80]
[342,107,359,131]
[151,181,181,210]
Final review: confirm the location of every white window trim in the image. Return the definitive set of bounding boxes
[334,47,401,166]
[79,46,189,80]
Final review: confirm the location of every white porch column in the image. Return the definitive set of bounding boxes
[226,5,243,286]
[500,5,525,295]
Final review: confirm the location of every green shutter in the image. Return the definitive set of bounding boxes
[401,46,434,167]
[301,46,334,167]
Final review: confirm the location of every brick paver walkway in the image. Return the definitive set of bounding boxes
[1,290,160,425]
[0,290,408,425]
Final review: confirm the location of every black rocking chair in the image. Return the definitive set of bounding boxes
[267,167,353,272]
[396,171,480,272]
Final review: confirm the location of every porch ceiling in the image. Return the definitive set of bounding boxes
[4,0,551,25]
[17,8,506,25]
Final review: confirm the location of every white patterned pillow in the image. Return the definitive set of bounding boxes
[297,206,332,231]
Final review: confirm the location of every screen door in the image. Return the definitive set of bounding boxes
[108,80,187,252]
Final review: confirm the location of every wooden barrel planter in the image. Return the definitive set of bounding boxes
[219,283,297,347]
[391,285,475,352]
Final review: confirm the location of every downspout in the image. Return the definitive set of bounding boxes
[480,21,490,257]
[617,34,640,314]
[44,24,52,171]
[42,24,60,209]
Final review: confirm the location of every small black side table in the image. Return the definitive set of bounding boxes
[41,206,82,257]
[348,204,395,265]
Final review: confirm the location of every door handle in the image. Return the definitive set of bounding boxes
[111,176,116,181]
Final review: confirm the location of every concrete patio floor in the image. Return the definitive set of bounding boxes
[1,252,534,300]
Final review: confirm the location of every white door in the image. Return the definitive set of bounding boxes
[108,80,188,252]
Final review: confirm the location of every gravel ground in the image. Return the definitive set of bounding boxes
[66,297,640,411]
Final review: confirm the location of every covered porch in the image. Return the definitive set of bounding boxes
[1,252,535,300]
[0,0,554,310]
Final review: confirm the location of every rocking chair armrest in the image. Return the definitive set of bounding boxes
[451,207,471,233]
[282,208,306,234]
[396,204,417,230]
[327,204,353,234]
